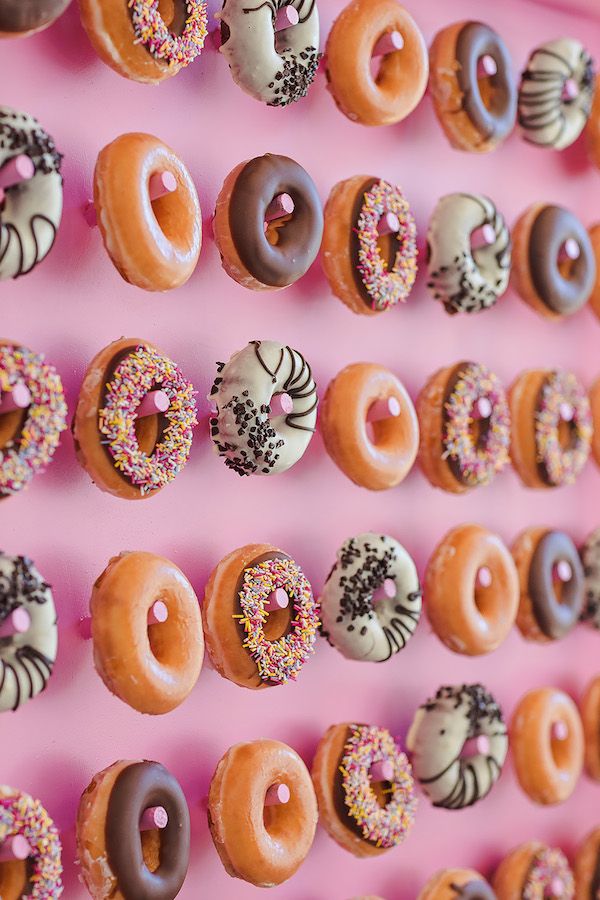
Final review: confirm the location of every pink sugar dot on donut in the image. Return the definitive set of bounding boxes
[265,783,290,806]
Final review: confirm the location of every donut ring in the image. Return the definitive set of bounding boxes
[580,676,600,781]
[416,361,510,493]
[325,0,428,126]
[319,532,422,662]
[425,525,519,656]
[429,21,517,153]
[311,723,416,858]
[0,0,71,37]
[509,369,592,488]
[518,39,596,151]
[574,827,600,898]
[512,204,595,319]
[580,527,600,628]
[322,176,417,316]
[79,0,207,83]
[406,683,508,810]
[512,527,584,642]
[417,869,495,900]
[202,543,318,689]
[320,363,419,490]
[588,224,600,320]
[0,786,62,899]
[208,738,318,887]
[209,340,318,477]
[510,687,584,805]
[426,193,512,315]
[586,75,600,169]
[493,842,574,899]
[213,153,323,290]
[77,759,190,900]
[93,133,201,291]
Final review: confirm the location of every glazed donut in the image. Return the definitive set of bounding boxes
[79,0,207,83]
[325,0,428,126]
[93,133,201,291]
[511,204,595,319]
[580,527,600,628]
[589,224,600,319]
[321,176,417,315]
[0,0,71,37]
[311,723,416,858]
[213,153,322,290]
[425,524,519,656]
[493,842,574,899]
[580,675,600,781]
[91,551,203,714]
[417,869,495,900]
[574,827,600,898]
[416,361,510,494]
[320,363,419,490]
[406,683,508,809]
[429,21,517,152]
[512,527,584,642]
[209,340,317,476]
[202,543,318,689]
[591,377,600,466]
[208,739,317,886]
[509,369,592,488]
[518,39,595,150]
[586,76,600,169]
[0,786,62,898]
[426,193,512,315]
[0,107,63,280]
[217,0,320,107]
[73,337,197,500]
[77,759,189,900]
[319,532,421,662]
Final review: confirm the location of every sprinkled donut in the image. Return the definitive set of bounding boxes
[322,175,417,315]
[209,340,317,477]
[319,533,422,663]
[580,527,600,628]
[0,786,62,898]
[217,0,321,107]
[0,107,62,280]
[493,842,574,899]
[0,0,71,37]
[574,827,600,899]
[312,723,416,858]
[406,683,508,809]
[417,869,496,900]
[426,193,512,315]
[518,39,595,150]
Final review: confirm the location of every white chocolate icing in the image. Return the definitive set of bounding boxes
[320,533,421,662]
[426,193,511,315]
[580,527,600,628]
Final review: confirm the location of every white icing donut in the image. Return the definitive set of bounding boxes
[426,194,511,315]
[0,106,63,279]
[518,38,596,150]
[319,533,421,662]
[209,339,318,476]
[0,554,57,713]
[217,0,321,107]
[406,683,508,809]
[580,527,600,628]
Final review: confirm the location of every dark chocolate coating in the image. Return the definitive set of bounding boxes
[451,880,497,900]
[228,153,323,288]
[528,530,585,639]
[0,0,72,33]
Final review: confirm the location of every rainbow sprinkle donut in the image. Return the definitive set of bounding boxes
[128,0,208,69]
[534,371,591,486]
[0,786,62,898]
[493,842,574,899]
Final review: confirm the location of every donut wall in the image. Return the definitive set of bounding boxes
[2,0,600,897]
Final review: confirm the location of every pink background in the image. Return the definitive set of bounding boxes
[1,0,600,896]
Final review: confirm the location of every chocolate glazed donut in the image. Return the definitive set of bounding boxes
[528,206,595,315]
[528,531,584,639]
[0,0,71,35]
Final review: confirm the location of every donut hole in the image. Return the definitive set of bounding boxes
[366,398,406,450]
[550,723,570,769]
[146,596,180,666]
[140,829,161,874]
[149,173,195,254]
[0,858,29,897]
[263,602,292,642]
[476,56,499,112]
[557,417,576,452]
[0,406,27,453]
[468,414,490,450]
[156,0,185,33]
[375,231,399,271]
[473,580,495,618]
[369,777,392,809]
[134,403,165,457]
[265,213,293,247]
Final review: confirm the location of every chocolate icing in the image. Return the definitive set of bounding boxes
[105,761,190,900]
[0,0,71,33]
[528,205,595,315]
[455,22,516,144]
[442,361,488,485]
[528,530,585,639]
[350,177,382,307]
[451,881,496,900]
[591,846,600,898]
[228,153,323,287]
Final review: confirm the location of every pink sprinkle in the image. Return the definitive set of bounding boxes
[140,806,168,830]
[477,54,497,77]
[562,78,579,101]
[373,30,404,56]
[265,783,290,806]
[477,566,492,588]
[370,760,394,782]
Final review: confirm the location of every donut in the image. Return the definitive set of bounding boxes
[416,361,510,494]
[429,21,517,152]
[589,224,600,319]
[574,827,600,898]
[591,377,600,466]
[512,527,584,642]
[580,675,600,781]
[321,176,417,316]
[518,39,595,150]
[580,527,600,628]
[311,723,416,858]
[586,76,600,169]
[511,204,595,319]
[73,337,197,500]
[0,107,63,280]
[77,759,189,900]
[217,0,321,107]
[417,869,496,899]
[93,133,202,291]
[424,524,519,656]
[213,153,323,290]
[319,532,422,662]
[208,340,317,476]
[406,683,508,809]
[0,0,71,37]
[493,842,574,899]
[79,0,207,83]
[426,193,512,315]
[324,0,428,126]
[208,738,317,886]
[509,369,592,488]
[91,551,203,714]
[0,786,62,898]
[320,363,419,490]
